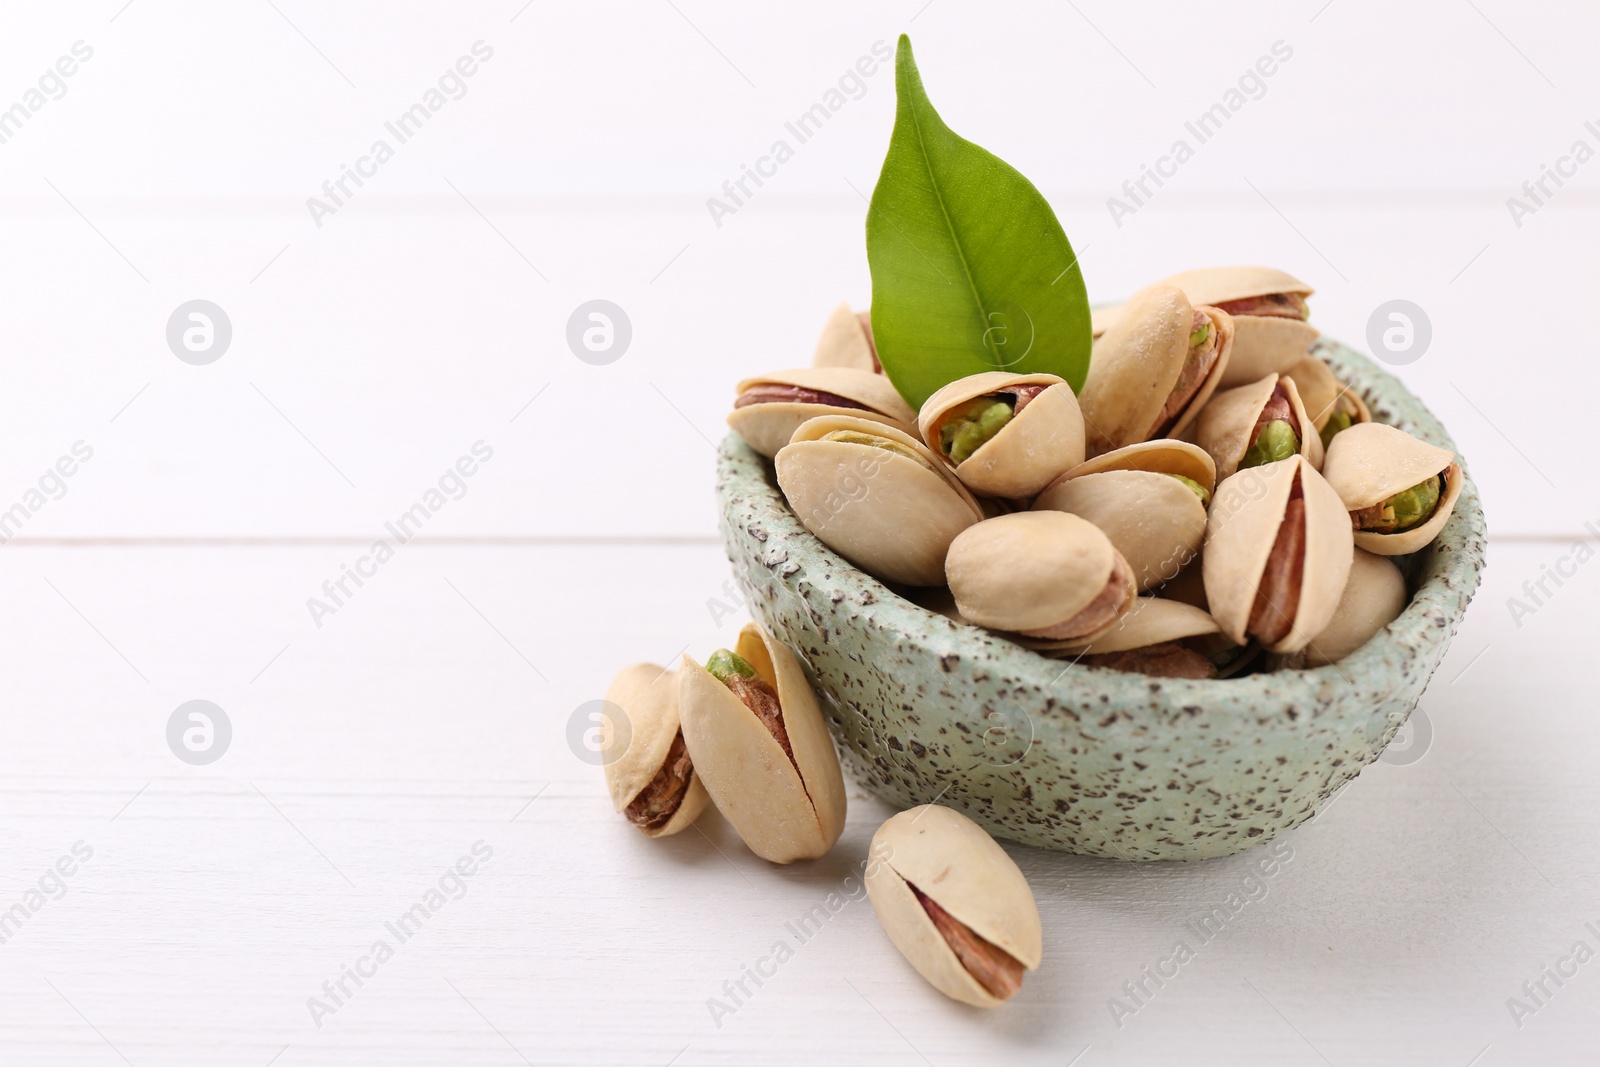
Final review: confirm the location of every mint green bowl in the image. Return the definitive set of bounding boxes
[715,341,1486,860]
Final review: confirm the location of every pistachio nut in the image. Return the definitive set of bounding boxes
[776,414,984,586]
[865,805,1042,1008]
[1033,595,1247,679]
[602,663,711,837]
[1079,286,1233,455]
[677,623,847,863]
[1281,355,1370,448]
[811,301,881,373]
[1195,372,1324,483]
[1155,267,1319,387]
[1203,455,1355,654]
[1303,549,1408,667]
[946,511,1137,642]
[1032,440,1216,592]
[917,371,1087,499]
[728,367,914,458]
[1319,422,1463,556]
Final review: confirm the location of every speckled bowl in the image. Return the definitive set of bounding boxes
[716,340,1486,861]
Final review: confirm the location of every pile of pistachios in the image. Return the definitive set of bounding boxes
[603,622,1042,1006]
[736,267,1462,677]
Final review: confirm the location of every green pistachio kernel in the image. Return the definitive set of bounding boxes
[822,430,921,464]
[1168,473,1211,507]
[706,649,756,683]
[1371,475,1443,533]
[940,397,1014,464]
[1188,321,1211,347]
[1238,419,1300,470]
[1319,410,1354,450]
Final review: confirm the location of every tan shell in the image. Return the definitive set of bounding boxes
[1079,286,1233,456]
[1050,596,1222,655]
[1320,422,1462,555]
[811,302,879,373]
[1283,355,1371,432]
[677,623,846,863]
[601,663,710,838]
[776,415,983,586]
[917,372,1086,499]
[1304,550,1408,667]
[1032,449,1210,593]
[1153,265,1313,307]
[1195,373,1324,483]
[946,512,1135,639]
[728,368,914,458]
[1203,456,1354,653]
[865,805,1042,1008]
[1218,317,1322,389]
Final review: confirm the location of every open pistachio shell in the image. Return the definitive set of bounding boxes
[728,367,914,458]
[1038,596,1221,653]
[1154,265,1313,308]
[1283,355,1371,433]
[1218,317,1322,388]
[946,512,1136,640]
[1032,441,1213,593]
[1203,456,1354,654]
[811,302,879,373]
[917,372,1086,499]
[1320,422,1462,556]
[677,623,847,863]
[865,805,1042,1008]
[776,415,983,586]
[1303,549,1408,667]
[602,663,710,838]
[1195,373,1324,483]
[1079,286,1233,456]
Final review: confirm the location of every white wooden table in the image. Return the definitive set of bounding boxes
[2,2,1597,1063]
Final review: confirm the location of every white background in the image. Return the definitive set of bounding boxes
[0,1,1596,1064]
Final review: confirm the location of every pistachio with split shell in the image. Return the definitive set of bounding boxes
[1281,355,1370,449]
[1079,286,1233,456]
[917,372,1086,499]
[946,511,1137,642]
[1319,422,1463,556]
[1195,373,1324,483]
[811,302,881,373]
[1032,440,1215,593]
[865,805,1042,1008]
[776,414,984,586]
[1203,456,1354,654]
[1302,549,1408,667]
[677,623,847,863]
[1163,266,1318,388]
[1026,596,1252,679]
[728,368,914,458]
[602,663,710,837]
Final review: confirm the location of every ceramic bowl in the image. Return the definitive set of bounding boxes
[715,340,1486,860]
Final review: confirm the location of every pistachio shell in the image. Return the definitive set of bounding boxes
[1048,438,1217,493]
[1320,423,1461,555]
[917,372,1086,498]
[1203,456,1354,653]
[811,302,879,373]
[1282,355,1371,431]
[677,623,846,863]
[1051,596,1221,654]
[1032,470,1207,592]
[1303,550,1408,667]
[776,415,983,586]
[728,367,914,458]
[946,512,1135,638]
[1218,317,1322,389]
[1154,265,1314,307]
[865,805,1042,1008]
[1079,287,1233,455]
[602,663,710,838]
[1195,373,1324,483]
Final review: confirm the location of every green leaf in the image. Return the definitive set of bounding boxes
[867,35,1091,410]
